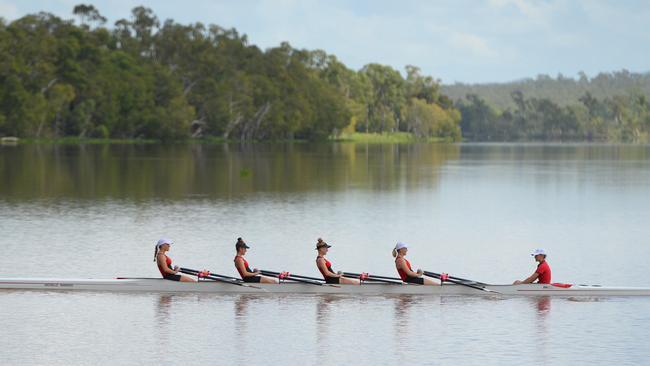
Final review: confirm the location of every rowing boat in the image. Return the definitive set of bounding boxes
[1,278,650,296]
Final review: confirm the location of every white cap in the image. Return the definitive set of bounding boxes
[531,248,547,256]
[157,238,173,247]
[395,242,408,250]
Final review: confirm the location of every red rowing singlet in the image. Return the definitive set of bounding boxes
[317,256,334,279]
[234,255,252,279]
[396,257,412,281]
[536,261,552,284]
[158,255,173,277]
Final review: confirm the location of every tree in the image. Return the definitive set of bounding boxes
[73,4,106,27]
[360,64,405,133]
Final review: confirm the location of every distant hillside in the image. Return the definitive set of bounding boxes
[442,70,650,110]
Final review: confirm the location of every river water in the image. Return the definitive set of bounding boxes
[1,143,649,365]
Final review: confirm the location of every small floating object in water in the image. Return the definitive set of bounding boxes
[240,168,251,178]
[1,136,19,145]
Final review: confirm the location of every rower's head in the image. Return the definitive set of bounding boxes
[235,237,250,254]
[392,242,408,257]
[153,238,172,261]
[531,248,547,262]
[315,238,331,254]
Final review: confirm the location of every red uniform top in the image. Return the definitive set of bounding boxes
[396,257,412,281]
[234,255,253,279]
[536,261,552,284]
[317,256,334,279]
[157,255,173,277]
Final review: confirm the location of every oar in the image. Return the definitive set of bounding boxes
[422,271,498,294]
[261,270,339,287]
[424,271,487,286]
[343,272,403,282]
[342,272,404,285]
[181,268,240,281]
[180,268,262,289]
[261,270,323,282]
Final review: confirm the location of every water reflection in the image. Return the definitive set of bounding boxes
[316,295,342,326]
[535,297,551,315]
[532,297,552,364]
[0,143,459,200]
[315,295,344,359]
[233,294,257,365]
[154,294,175,349]
[156,294,174,320]
[235,294,254,318]
[392,295,421,362]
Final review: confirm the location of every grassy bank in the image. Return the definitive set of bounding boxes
[14,137,159,145]
[3,133,453,145]
[7,137,232,145]
[333,132,450,143]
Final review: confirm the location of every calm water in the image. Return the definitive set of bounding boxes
[1,143,650,365]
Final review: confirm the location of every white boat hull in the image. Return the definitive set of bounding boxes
[1,278,650,296]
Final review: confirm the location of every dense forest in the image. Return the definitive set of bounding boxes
[450,74,650,142]
[445,72,650,142]
[0,5,460,141]
[443,71,650,109]
[1,5,649,143]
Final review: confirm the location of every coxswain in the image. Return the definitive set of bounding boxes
[393,242,439,285]
[315,238,360,285]
[154,238,196,282]
[234,238,277,283]
[513,248,552,284]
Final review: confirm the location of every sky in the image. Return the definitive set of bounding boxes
[1,0,649,84]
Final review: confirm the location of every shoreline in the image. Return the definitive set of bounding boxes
[2,134,648,145]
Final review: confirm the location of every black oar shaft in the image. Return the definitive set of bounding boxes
[180,267,240,281]
[425,271,486,285]
[343,272,402,281]
[180,268,254,287]
[423,271,494,293]
[343,272,403,285]
[261,270,323,282]
[259,270,324,286]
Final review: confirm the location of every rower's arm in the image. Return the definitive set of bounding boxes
[396,258,420,277]
[521,272,540,284]
[316,258,339,277]
[157,255,177,275]
[234,257,257,277]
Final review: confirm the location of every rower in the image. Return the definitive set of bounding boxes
[315,238,360,285]
[234,238,277,284]
[513,248,552,285]
[393,242,439,285]
[154,238,196,282]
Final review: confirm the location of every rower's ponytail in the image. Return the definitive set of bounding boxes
[153,245,159,262]
[392,248,398,258]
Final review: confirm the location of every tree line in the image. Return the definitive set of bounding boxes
[0,5,460,141]
[1,5,647,143]
[446,71,650,142]
[443,71,650,109]
[457,91,650,142]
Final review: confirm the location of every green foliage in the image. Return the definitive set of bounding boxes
[458,91,650,142]
[404,98,460,140]
[0,5,460,142]
[443,71,650,110]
